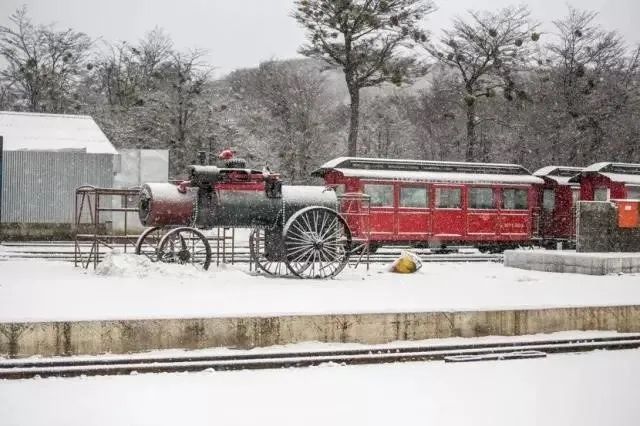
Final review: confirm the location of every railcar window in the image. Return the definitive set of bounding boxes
[363,184,394,207]
[435,188,461,209]
[627,186,640,199]
[469,188,494,209]
[594,187,609,201]
[542,189,555,211]
[400,186,428,208]
[502,188,528,210]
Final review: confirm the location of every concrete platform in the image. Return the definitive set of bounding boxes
[2,305,640,358]
[504,250,640,275]
[2,257,640,358]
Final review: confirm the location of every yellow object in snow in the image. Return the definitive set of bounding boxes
[389,251,423,273]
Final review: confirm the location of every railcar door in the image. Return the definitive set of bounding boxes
[498,187,531,239]
[397,184,431,241]
[362,182,396,240]
[432,185,465,241]
[539,187,555,238]
[467,186,499,239]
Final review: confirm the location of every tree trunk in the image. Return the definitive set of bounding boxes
[347,84,360,157]
[465,100,477,161]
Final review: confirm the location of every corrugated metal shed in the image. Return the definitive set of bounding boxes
[0,112,117,225]
[1,151,113,223]
[0,111,117,154]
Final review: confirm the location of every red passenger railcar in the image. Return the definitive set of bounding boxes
[569,162,640,201]
[313,157,544,251]
[533,166,582,243]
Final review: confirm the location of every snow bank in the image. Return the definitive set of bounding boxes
[95,250,208,279]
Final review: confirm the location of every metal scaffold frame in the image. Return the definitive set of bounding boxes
[74,186,141,269]
[338,192,372,270]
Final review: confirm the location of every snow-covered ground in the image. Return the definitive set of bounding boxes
[1,348,639,426]
[0,252,639,323]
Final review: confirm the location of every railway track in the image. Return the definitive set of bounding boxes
[0,242,503,263]
[1,335,638,380]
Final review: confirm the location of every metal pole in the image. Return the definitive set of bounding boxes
[0,136,3,243]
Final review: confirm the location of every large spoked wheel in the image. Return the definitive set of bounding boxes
[156,227,212,270]
[134,226,164,261]
[249,228,289,276]
[283,207,351,279]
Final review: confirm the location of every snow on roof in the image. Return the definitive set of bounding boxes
[569,162,640,183]
[0,111,117,154]
[316,156,531,172]
[600,173,640,185]
[333,168,544,185]
[533,166,582,185]
[314,156,542,184]
[581,162,613,172]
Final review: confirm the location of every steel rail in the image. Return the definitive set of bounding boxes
[1,335,639,380]
[0,244,503,264]
[0,253,502,263]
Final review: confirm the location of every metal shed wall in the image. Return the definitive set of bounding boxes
[1,151,114,223]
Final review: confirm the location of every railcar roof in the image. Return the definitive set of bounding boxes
[313,157,543,184]
[568,162,640,184]
[533,166,582,185]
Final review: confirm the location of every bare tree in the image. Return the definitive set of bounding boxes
[133,50,210,172]
[293,0,435,156]
[0,6,92,112]
[428,6,539,160]
[547,7,635,163]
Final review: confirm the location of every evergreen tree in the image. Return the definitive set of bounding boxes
[293,0,435,156]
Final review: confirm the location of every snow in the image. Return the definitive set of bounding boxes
[334,168,544,185]
[532,166,582,185]
[521,250,640,258]
[569,163,640,184]
[0,349,639,426]
[601,172,640,185]
[316,156,531,171]
[1,253,639,323]
[0,111,117,154]
[313,156,543,184]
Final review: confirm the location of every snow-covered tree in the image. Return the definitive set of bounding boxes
[0,6,92,113]
[427,6,539,160]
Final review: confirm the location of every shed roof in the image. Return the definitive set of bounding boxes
[0,111,117,154]
[533,165,582,185]
[568,162,640,184]
[313,157,543,185]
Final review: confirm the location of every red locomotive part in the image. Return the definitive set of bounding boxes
[139,183,196,227]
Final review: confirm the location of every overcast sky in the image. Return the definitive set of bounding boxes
[1,0,638,77]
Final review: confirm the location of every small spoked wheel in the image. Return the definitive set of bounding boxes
[157,227,212,270]
[134,226,164,261]
[283,207,351,279]
[249,228,289,276]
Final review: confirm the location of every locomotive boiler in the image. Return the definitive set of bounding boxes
[135,154,352,278]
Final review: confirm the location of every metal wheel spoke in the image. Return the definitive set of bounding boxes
[283,207,351,279]
[156,227,211,270]
[250,228,288,277]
